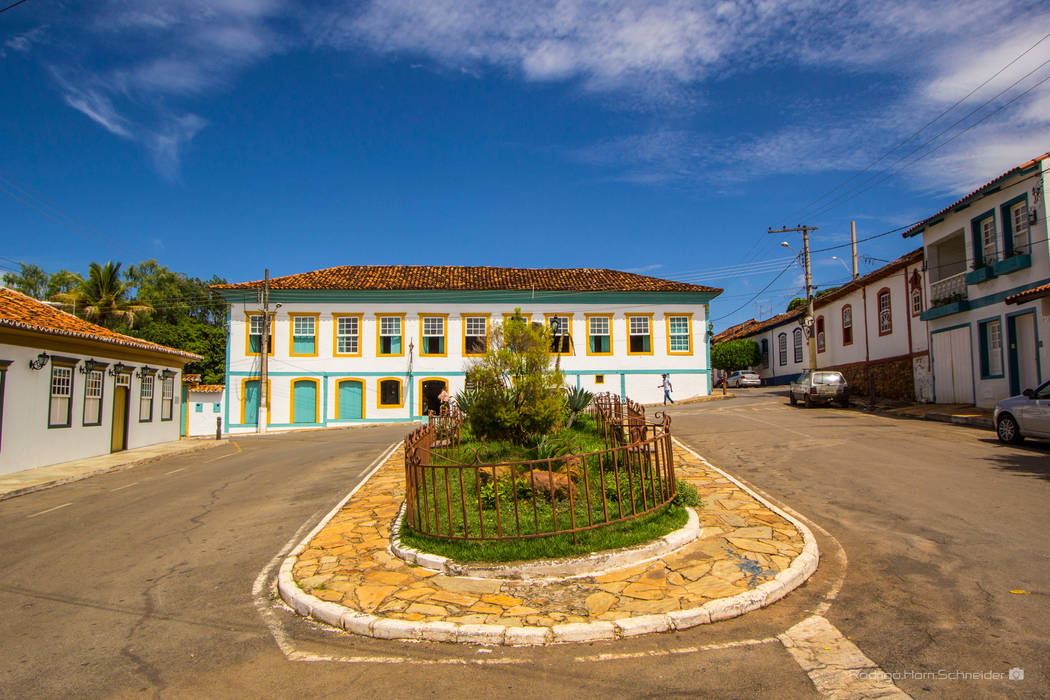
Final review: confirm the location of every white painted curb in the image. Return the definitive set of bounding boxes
[276,438,820,646]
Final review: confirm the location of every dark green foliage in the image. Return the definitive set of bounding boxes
[711,338,762,374]
[786,287,838,311]
[673,480,702,507]
[564,385,593,428]
[2,263,49,299]
[51,261,153,329]
[463,310,565,443]
[123,316,227,384]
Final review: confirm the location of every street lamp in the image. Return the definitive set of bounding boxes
[831,255,852,276]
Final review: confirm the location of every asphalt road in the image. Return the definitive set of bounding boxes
[1,392,1046,698]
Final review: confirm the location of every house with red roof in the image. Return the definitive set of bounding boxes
[903,151,1050,407]
[212,267,722,433]
[0,288,202,475]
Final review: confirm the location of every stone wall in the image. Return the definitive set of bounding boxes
[828,354,921,402]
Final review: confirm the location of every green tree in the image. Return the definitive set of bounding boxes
[125,259,227,327]
[46,270,84,298]
[711,339,762,394]
[126,316,226,384]
[2,263,49,299]
[51,261,153,329]
[786,287,839,312]
[464,309,565,443]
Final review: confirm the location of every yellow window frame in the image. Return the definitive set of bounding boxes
[377,377,405,409]
[244,312,275,357]
[543,313,574,356]
[288,313,321,358]
[585,313,614,356]
[625,313,655,356]
[665,313,694,355]
[289,377,320,423]
[461,313,491,357]
[418,313,449,358]
[239,377,271,425]
[375,313,407,357]
[332,313,364,357]
[417,376,449,416]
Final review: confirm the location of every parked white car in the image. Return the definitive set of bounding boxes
[994,380,1050,444]
[726,371,761,388]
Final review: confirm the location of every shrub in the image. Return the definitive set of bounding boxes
[673,480,702,508]
[463,309,565,443]
[564,385,594,428]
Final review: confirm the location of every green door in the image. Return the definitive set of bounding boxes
[338,380,363,419]
[293,380,317,424]
[244,380,259,426]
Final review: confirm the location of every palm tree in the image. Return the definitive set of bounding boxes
[51,261,153,328]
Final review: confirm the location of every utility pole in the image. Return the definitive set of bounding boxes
[850,221,859,280]
[258,269,269,434]
[769,224,819,370]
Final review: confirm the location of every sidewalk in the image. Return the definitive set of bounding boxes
[278,439,818,645]
[859,400,994,430]
[0,438,228,501]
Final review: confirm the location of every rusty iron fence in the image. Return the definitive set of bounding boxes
[403,393,676,543]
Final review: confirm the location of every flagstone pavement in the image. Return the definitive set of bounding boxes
[288,440,806,631]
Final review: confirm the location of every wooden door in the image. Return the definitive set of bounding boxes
[111,386,128,452]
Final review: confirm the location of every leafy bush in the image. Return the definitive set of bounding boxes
[463,309,565,444]
[673,480,702,507]
[564,385,594,428]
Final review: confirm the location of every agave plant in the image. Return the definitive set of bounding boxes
[453,389,479,415]
[564,385,594,428]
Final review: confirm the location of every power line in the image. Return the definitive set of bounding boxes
[0,0,31,15]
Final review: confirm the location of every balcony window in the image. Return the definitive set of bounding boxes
[1011,202,1030,254]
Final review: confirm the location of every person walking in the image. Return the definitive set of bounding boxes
[659,374,674,405]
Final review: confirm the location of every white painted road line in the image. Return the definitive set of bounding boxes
[111,482,138,492]
[26,502,72,519]
[165,468,185,475]
[779,615,910,699]
[205,440,242,463]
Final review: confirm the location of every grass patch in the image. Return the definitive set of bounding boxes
[399,500,690,562]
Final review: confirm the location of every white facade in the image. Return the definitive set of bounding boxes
[715,249,931,401]
[0,342,190,475]
[217,289,717,434]
[908,153,1050,407]
[184,387,225,437]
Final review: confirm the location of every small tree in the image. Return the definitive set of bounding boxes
[711,339,762,394]
[465,309,565,443]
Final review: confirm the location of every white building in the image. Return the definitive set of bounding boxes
[903,151,1050,407]
[713,248,930,401]
[181,377,225,437]
[0,288,202,475]
[212,266,721,434]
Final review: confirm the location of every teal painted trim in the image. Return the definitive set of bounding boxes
[970,207,996,267]
[576,374,580,389]
[964,265,996,285]
[999,193,1028,256]
[408,372,415,418]
[619,373,626,400]
[929,322,973,403]
[976,315,1005,380]
[924,275,1050,321]
[322,375,329,427]
[1005,309,1042,395]
[992,253,1031,277]
[229,368,711,378]
[223,307,231,434]
[217,289,721,305]
[921,300,971,320]
[227,417,417,429]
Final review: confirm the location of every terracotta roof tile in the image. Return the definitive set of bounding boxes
[903,152,1049,238]
[189,384,224,393]
[1005,282,1050,305]
[0,288,202,362]
[212,266,721,294]
[713,309,805,344]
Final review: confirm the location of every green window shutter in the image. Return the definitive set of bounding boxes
[195,404,203,413]
[391,336,401,354]
[249,335,261,353]
[293,336,315,354]
[642,336,651,352]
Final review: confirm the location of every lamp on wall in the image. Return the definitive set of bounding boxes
[79,358,102,374]
[706,322,714,340]
[160,369,176,379]
[136,365,155,378]
[109,362,130,376]
[28,352,50,370]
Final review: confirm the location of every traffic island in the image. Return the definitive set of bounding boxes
[277,438,818,645]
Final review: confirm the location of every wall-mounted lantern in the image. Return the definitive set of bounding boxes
[28,352,50,370]
[109,362,131,376]
[79,358,104,374]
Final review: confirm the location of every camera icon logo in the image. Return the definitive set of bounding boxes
[1009,667,1024,681]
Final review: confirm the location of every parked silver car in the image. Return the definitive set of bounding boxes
[789,370,850,408]
[993,380,1050,443]
[726,371,761,388]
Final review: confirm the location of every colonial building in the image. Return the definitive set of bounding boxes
[212,266,721,434]
[180,375,225,437]
[904,151,1049,407]
[713,248,930,401]
[0,288,201,475]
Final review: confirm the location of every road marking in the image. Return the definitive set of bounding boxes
[111,482,138,492]
[779,615,910,699]
[165,468,185,475]
[577,638,777,662]
[721,412,813,438]
[204,441,242,463]
[26,502,72,519]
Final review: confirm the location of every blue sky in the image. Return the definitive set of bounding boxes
[2,0,1049,332]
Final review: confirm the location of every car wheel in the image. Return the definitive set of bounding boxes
[996,414,1024,444]
[789,392,797,406]
[804,393,813,408]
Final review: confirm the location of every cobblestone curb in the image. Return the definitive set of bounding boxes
[389,503,703,580]
[276,439,819,646]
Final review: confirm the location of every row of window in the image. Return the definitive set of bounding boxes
[757,287,922,368]
[973,198,1030,267]
[48,363,175,429]
[245,312,695,359]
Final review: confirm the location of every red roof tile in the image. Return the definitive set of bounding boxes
[903,152,1049,238]
[0,288,202,362]
[212,266,721,294]
[188,384,224,393]
[1005,282,1050,305]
